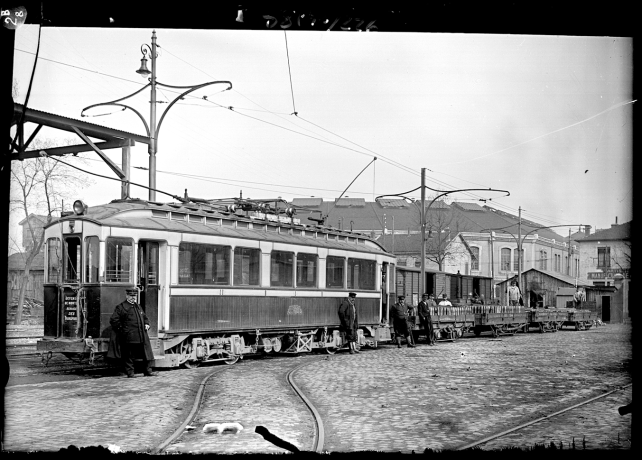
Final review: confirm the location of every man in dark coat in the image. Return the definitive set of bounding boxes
[338,292,359,354]
[389,295,415,348]
[107,288,157,378]
[418,293,436,345]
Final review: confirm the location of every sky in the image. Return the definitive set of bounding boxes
[9,27,633,251]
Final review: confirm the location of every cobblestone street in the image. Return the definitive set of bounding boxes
[3,323,632,453]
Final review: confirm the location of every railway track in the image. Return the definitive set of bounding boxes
[151,354,329,454]
[455,383,633,450]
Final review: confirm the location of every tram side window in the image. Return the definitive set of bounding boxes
[348,258,376,290]
[297,253,317,288]
[84,236,100,283]
[179,242,230,285]
[271,251,294,287]
[326,256,345,288]
[233,247,260,286]
[106,238,133,282]
[47,238,61,283]
[63,236,81,283]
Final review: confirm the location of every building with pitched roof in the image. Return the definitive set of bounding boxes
[291,198,580,296]
[576,220,630,323]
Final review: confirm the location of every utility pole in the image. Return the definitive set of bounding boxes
[517,206,522,293]
[392,216,395,253]
[490,231,495,300]
[566,227,572,275]
[420,169,426,298]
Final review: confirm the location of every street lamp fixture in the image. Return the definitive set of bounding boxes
[82,30,233,201]
[377,170,510,298]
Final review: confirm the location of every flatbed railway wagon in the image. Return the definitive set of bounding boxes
[36,198,397,367]
[470,304,529,337]
[526,308,567,333]
[409,305,476,342]
[560,309,597,330]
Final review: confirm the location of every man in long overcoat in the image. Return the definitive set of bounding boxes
[338,292,359,354]
[107,288,157,378]
[389,295,415,348]
[418,293,436,345]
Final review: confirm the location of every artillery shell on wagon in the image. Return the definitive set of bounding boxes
[409,306,475,342]
[470,305,529,337]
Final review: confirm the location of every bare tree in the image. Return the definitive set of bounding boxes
[406,196,473,271]
[10,138,92,324]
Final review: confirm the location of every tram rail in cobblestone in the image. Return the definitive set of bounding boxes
[287,360,325,453]
[455,383,633,451]
[151,355,327,454]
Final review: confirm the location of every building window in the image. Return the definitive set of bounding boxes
[539,250,547,270]
[178,242,230,285]
[471,247,480,271]
[326,256,345,288]
[501,248,511,271]
[347,258,376,290]
[296,253,317,288]
[597,247,611,269]
[271,251,294,287]
[233,247,260,286]
[47,238,61,284]
[513,249,524,272]
[106,237,133,283]
[84,236,99,283]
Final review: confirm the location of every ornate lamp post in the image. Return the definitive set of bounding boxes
[377,172,510,298]
[82,30,232,201]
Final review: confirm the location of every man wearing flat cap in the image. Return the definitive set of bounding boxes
[418,293,436,345]
[107,288,157,378]
[389,295,415,348]
[338,292,360,354]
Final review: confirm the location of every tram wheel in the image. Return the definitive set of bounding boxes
[184,359,202,369]
[224,354,240,365]
[323,345,336,355]
[271,337,282,353]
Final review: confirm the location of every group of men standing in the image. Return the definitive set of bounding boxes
[339,291,453,351]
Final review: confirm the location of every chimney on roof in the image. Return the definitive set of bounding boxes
[584,225,591,236]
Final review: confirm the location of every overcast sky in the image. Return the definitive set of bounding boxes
[10,27,633,249]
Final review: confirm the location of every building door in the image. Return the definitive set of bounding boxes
[601,295,611,322]
[138,241,159,337]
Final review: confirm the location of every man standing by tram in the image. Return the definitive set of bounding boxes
[338,292,360,354]
[418,293,436,345]
[390,295,415,348]
[107,288,157,378]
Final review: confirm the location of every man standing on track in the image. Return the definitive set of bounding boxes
[107,288,158,378]
[338,292,360,354]
[418,293,436,345]
[390,295,415,348]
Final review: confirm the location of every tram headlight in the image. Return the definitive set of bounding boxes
[73,200,88,215]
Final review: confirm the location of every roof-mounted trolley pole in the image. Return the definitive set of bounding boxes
[82,30,232,201]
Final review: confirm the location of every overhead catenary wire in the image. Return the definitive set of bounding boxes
[14,40,615,226]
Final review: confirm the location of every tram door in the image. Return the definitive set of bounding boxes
[138,241,159,337]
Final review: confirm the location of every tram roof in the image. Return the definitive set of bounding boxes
[48,199,392,255]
